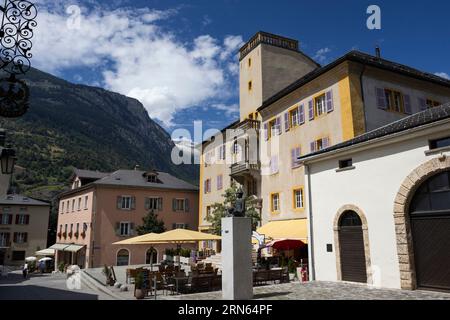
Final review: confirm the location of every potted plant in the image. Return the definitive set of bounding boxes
[81,231,86,238]
[134,271,145,299]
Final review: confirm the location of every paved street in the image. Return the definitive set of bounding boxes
[0,271,114,300]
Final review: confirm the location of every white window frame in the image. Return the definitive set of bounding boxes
[121,196,132,210]
[148,197,159,210]
[1,214,10,224]
[17,214,27,225]
[0,232,8,246]
[77,197,81,211]
[272,194,280,212]
[290,108,299,127]
[61,202,65,213]
[16,232,26,244]
[176,199,185,211]
[294,189,304,209]
[84,195,88,209]
[120,222,131,236]
[315,94,326,116]
[175,223,187,229]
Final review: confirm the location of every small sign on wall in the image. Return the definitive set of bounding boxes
[326,244,333,252]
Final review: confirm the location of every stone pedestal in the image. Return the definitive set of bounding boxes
[221,217,253,300]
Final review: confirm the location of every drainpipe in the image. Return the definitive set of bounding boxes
[304,163,316,281]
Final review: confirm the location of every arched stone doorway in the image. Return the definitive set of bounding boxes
[116,249,130,266]
[333,205,372,284]
[393,156,450,290]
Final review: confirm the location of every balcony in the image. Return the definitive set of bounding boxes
[230,161,260,180]
[236,119,260,132]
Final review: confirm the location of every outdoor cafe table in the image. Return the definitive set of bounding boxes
[173,276,189,294]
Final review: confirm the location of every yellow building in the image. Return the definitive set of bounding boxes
[199,31,450,247]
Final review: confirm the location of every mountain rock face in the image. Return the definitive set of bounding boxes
[0,68,198,201]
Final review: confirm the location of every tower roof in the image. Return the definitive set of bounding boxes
[239,31,299,60]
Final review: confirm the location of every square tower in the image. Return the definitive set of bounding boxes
[239,31,319,121]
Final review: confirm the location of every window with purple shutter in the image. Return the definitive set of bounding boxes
[310,141,316,153]
[276,117,282,135]
[418,98,427,111]
[291,147,301,168]
[323,137,330,148]
[326,90,334,112]
[263,123,268,140]
[308,100,314,120]
[403,95,412,114]
[299,104,305,124]
[284,112,289,132]
[270,155,279,174]
[376,88,387,109]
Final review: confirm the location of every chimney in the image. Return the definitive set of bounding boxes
[375,46,381,59]
[134,165,140,171]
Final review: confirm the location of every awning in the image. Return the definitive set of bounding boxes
[49,243,70,250]
[257,219,308,243]
[35,248,55,256]
[113,229,221,245]
[113,233,160,245]
[64,244,85,252]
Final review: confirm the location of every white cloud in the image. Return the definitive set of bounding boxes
[435,72,450,80]
[32,3,242,127]
[211,103,239,117]
[313,47,331,64]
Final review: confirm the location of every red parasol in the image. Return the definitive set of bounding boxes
[265,239,306,251]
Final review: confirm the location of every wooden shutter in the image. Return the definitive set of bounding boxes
[299,104,305,124]
[308,100,314,120]
[131,197,136,209]
[15,214,19,225]
[284,112,289,132]
[403,95,412,114]
[185,199,190,212]
[158,198,163,210]
[326,90,334,112]
[25,215,30,225]
[418,98,427,111]
[13,232,17,243]
[310,141,316,153]
[376,88,387,109]
[263,123,268,141]
[172,199,177,211]
[115,222,120,235]
[116,196,122,209]
[145,197,150,210]
[24,233,28,243]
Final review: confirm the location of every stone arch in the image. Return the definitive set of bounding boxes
[116,248,130,266]
[333,204,373,285]
[393,155,450,290]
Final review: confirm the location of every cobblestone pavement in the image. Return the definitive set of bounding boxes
[159,281,450,300]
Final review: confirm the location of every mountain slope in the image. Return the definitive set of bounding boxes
[0,68,198,200]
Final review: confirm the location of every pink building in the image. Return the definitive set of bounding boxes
[53,168,199,269]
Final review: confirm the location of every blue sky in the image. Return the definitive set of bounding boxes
[33,0,450,143]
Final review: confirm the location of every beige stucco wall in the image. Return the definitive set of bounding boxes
[1,204,50,266]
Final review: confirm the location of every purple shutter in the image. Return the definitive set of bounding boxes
[299,104,305,124]
[296,147,301,160]
[310,141,316,153]
[323,137,330,148]
[403,95,412,114]
[376,88,387,109]
[418,98,427,111]
[204,180,207,194]
[291,149,296,168]
[308,100,314,120]
[284,112,289,132]
[263,123,268,141]
[326,90,334,112]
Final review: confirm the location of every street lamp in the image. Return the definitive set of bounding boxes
[0,147,16,174]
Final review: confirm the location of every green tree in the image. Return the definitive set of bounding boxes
[206,182,260,235]
[136,210,166,235]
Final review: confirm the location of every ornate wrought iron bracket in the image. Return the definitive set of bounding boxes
[0,0,37,118]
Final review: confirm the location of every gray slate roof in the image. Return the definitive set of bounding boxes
[0,194,50,206]
[93,170,199,191]
[299,102,450,161]
[73,168,109,180]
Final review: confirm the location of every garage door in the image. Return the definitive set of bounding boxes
[409,170,450,291]
[338,211,368,283]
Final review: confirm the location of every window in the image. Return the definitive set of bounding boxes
[146,197,159,210]
[269,118,281,138]
[290,108,299,128]
[120,222,130,236]
[70,224,73,235]
[0,232,10,246]
[248,58,252,68]
[14,232,27,244]
[293,189,304,209]
[16,214,29,225]
[61,202,65,213]
[71,199,75,212]
[206,206,212,219]
[174,223,188,229]
[116,249,130,266]
[66,201,69,213]
[291,147,301,168]
[429,136,450,150]
[339,159,353,169]
[217,174,223,190]
[315,94,327,117]
[0,213,11,225]
[120,196,132,210]
[64,224,68,233]
[310,137,330,152]
[84,195,88,209]
[76,223,79,236]
[426,99,441,108]
[218,145,226,160]
[174,199,186,211]
[77,197,81,211]
[270,155,279,174]
[384,89,404,113]
[12,251,25,261]
[248,81,252,91]
[271,193,280,213]
[147,174,157,183]
[204,179,211,194]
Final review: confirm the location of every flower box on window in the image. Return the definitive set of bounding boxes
[74,232,79,238]
[57,232,62,238]
[62,232,67,238]
[81,231,86,238]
